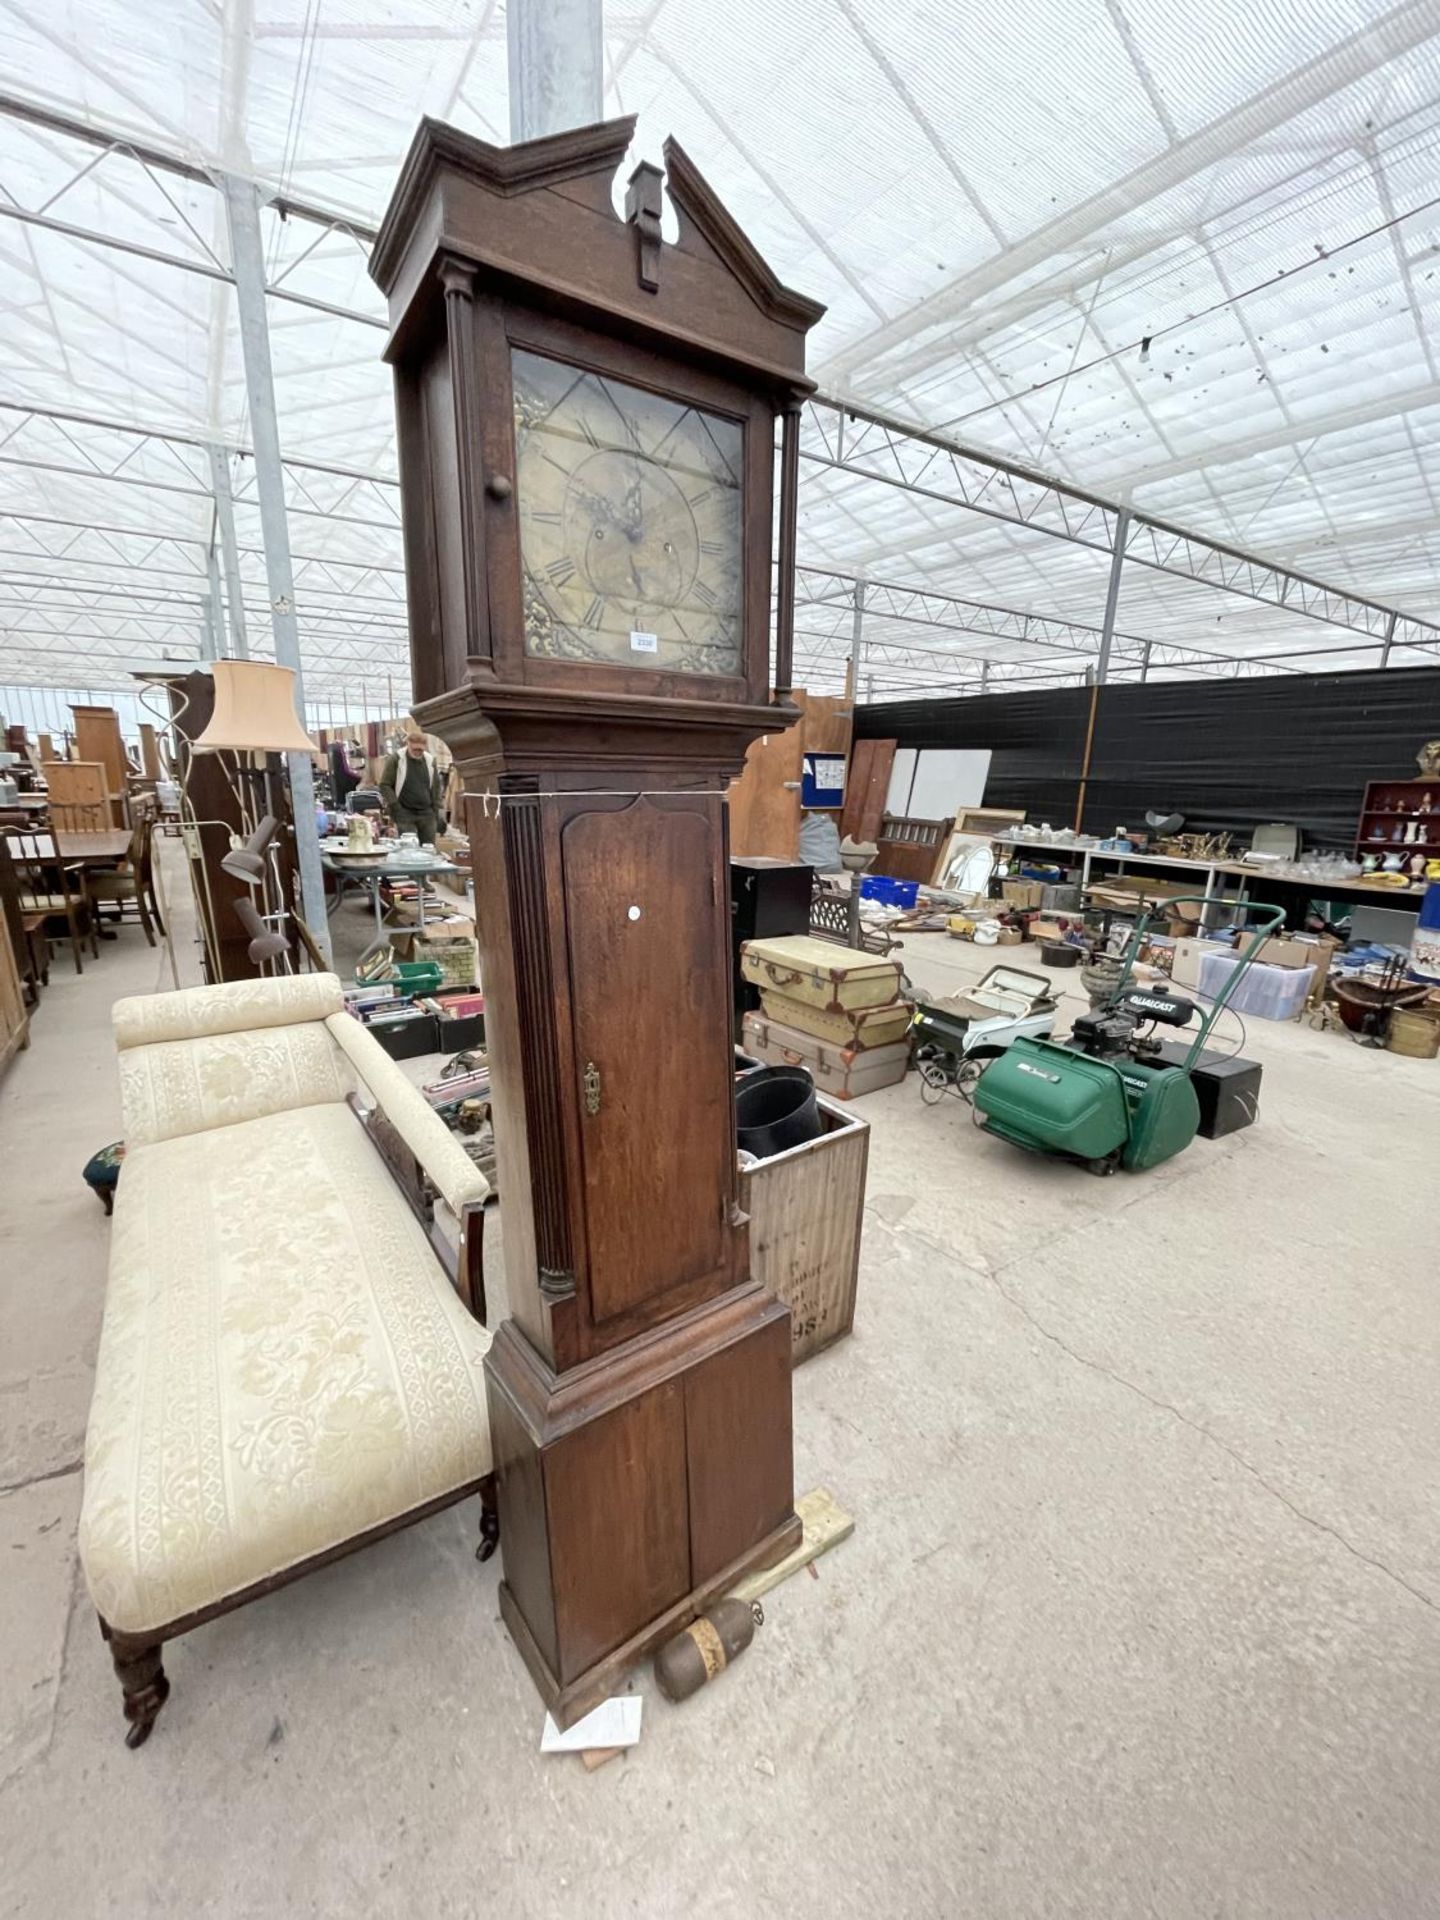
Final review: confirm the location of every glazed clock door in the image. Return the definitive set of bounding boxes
[561,797,735,1339]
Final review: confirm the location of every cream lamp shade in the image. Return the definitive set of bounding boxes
[193,661,319,754]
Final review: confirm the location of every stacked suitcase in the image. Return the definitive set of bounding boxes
[738,934,910,1099]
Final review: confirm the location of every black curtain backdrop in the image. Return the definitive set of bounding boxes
[854,663,1440,847]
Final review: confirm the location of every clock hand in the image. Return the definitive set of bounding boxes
[568,480,619,527]
[622,461,645,539]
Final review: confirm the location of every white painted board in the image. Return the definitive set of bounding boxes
[885,747,991,819]
[909,748,991,817]
[885,747,917,814]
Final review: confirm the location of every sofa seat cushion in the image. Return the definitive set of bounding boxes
[79,1101,492,1637]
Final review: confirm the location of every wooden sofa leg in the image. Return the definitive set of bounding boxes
[104,1625,170,1749]
[476,1476,500,1563]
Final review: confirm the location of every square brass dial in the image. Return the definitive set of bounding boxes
[512,348,744,677]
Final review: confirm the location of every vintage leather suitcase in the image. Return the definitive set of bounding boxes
[756,987,913,1050]
[739,934,903,1015]
[742,1010,910,1096]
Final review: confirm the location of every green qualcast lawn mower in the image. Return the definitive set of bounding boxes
[972,895,1285,1175]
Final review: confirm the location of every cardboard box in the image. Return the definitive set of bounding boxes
[1030,916,1074,944]
[1088,876,1192,910]
[1252,934,1336,971]
[995,926,1023,945]
[1252,934,1338,1007]
[1002,879,1045,910]
[1171,937,1233,991]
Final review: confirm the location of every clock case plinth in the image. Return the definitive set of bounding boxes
[371,116,823,1725]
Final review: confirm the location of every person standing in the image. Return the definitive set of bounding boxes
[327,736,362,809]
[378,728,446,844]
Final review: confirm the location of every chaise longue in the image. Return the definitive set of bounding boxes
[77,972,498,1747]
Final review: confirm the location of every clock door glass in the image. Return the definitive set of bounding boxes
[512,349,744,677]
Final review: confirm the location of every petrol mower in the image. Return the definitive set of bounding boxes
[972,896,1285,1174]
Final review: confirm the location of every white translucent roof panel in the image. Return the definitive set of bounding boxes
[2,0,1440,703]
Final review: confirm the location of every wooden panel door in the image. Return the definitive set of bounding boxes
[561,797,734,1328]
[840,737,895,844]
[545,1381,690,1681]
[684,1308,794,1584]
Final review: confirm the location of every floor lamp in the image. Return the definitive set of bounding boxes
[194,661,320,978]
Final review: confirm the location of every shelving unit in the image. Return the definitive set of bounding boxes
[1354,780,1440,865]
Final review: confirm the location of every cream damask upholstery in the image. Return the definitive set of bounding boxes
[80,973,494,1644]
[112,971,344,1049]
[117,1019,355,1145]
[324,1011,487,1218]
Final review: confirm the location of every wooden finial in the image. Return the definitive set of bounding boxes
[624,161,664,292]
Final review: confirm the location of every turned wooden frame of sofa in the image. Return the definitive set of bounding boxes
[79,973,500,1749]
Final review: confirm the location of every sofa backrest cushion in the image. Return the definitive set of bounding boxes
[114,973,345,1051]
[119,1020,355,1146]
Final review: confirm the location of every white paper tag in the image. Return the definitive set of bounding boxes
[540,1696,643,1752]
[629,629,659,654]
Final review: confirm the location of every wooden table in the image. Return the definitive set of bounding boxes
[54,830,133,865]
[53,831,134,944]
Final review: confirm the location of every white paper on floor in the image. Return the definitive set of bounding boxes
[540,1696,643,1753]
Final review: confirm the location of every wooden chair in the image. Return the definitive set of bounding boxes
[4,830,98,974]
[49,797,110,833]
[86,806,160,947]
[0,838,48,1005]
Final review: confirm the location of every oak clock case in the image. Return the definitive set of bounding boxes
[371,115,824,1727]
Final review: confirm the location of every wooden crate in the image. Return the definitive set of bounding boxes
[739,1092,868,1366]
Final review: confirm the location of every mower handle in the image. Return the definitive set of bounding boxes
[1136,894,1286,934]
[1110,894,1287,1072]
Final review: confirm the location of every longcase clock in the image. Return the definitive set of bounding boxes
[371,116,824,1725]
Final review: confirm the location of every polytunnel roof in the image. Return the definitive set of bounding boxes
[2,0,1440,706]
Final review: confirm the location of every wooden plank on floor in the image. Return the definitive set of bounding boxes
[728,1487,854,1602]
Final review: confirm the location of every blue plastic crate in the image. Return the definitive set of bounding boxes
[860,875,918,909]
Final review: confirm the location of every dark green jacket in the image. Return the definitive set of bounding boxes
[379,750,445,817]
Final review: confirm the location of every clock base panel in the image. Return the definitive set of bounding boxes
[484,1286,798,1725]
[497,1514,801,1732]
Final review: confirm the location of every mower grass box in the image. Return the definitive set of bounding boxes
[976,1037,1201,1172]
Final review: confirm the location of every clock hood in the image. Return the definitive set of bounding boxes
[371,115,824,394]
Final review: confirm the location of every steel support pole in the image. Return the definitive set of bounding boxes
[847,580,866,703]
[206,543,226,657]
[507,0,603,141]
[221,171,331,966]
[1095,508,1130,685]
[201,579,220,660]
[1380,608,1397,668]
[1139,640,1152,683]
[207,444,249,659]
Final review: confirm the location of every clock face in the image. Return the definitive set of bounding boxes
[512,349,744,678]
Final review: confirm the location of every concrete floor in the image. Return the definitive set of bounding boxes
[3,858,1440,1917]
